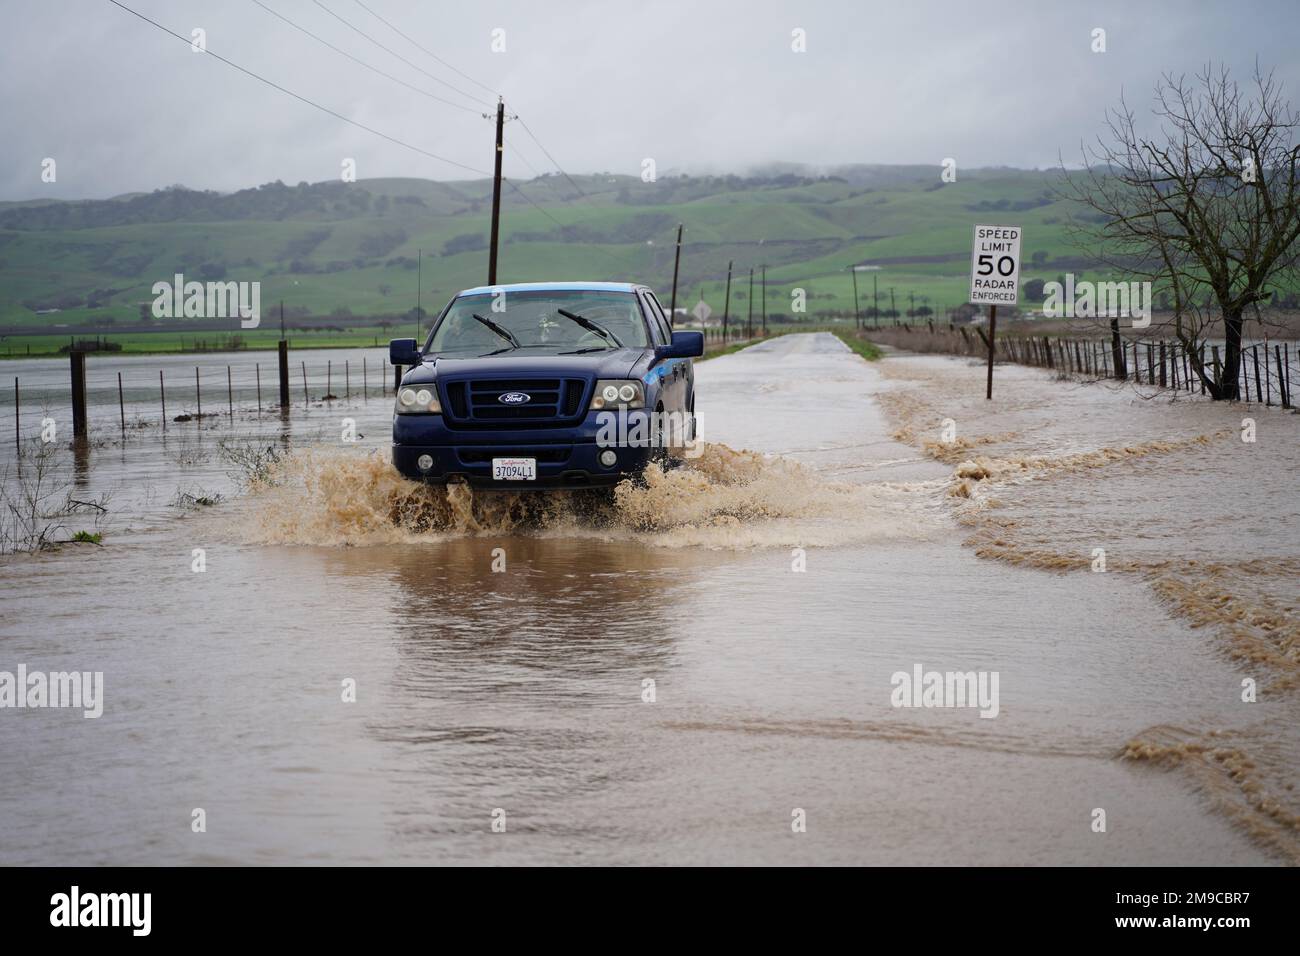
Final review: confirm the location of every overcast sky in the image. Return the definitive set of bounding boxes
[3,0,1298,200]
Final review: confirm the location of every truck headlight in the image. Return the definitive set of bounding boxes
[590,380,645,410]
[396,386,441,414]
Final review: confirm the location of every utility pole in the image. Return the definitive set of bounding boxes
[747,268,754,338]
[487,96,505,285]
[761,265,767,336]
[668,223,683,328]
[873,274,879,327]
[850,266,861,330]
[909,290,915,318]
[722,260,733,343]
[416,248,422,338]
[890,287,897,326]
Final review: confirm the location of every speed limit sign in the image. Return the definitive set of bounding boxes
[970,224,1021,305]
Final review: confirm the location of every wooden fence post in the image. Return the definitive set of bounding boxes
[1276,345,1289,408]
[70,350,87,438]
[278,340,290,410]
[1285,344,1292,407]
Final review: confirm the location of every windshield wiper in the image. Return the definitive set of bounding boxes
[557,346,612,354]
[471,313,519,349]
[557,309,623,347]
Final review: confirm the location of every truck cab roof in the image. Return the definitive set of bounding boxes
[455,281,647,296]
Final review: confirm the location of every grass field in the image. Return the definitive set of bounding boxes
[0,167,1081,330]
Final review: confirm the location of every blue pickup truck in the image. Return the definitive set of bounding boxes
[389,281,704,489]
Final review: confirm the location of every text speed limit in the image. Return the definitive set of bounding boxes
[970,224,1021,305]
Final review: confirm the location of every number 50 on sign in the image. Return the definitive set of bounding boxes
[969,225,1021,305]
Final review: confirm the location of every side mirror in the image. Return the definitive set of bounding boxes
[654,330,705,361]
[389,338,421,367]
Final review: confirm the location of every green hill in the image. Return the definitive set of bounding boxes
[0,165,1128,342]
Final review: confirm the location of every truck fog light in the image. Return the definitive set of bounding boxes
[599,449,617,467]
[417,454,434,472]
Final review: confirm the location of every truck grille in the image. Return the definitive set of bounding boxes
[440,377,589,427]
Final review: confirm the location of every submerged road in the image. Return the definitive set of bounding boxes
[0,333,1275,865]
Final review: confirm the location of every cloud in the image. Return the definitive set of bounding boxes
[2,0,1297,199]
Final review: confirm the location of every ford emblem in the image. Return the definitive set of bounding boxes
[499,391,531,405]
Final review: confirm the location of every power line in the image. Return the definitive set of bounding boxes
[500,176,567,230]
[310,0,491,109]
[252,3,542,180]
[502,136,544,179]
[324,2,576,197]
[107,0,490,177]
[322,1,592,205]
[249,0,479,115]
[513,115,590,199]
[350,0,499,98]
[501,176,643,272]
[111,0,645,275]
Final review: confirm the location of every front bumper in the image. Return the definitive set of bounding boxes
[391,410,657,490]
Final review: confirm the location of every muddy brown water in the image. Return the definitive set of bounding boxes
[1,334,1295,864]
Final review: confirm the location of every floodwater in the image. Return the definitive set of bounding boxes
[0,334,1295,865]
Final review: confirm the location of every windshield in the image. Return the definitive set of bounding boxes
[425,290,650,355]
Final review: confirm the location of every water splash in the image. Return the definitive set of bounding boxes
[233,442,943,550]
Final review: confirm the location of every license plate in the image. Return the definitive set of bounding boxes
[492,457,536,481]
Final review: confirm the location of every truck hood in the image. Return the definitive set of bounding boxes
[403,348,646,384]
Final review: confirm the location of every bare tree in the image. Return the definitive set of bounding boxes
[1064,63,1300,399]
[1,441,110,554]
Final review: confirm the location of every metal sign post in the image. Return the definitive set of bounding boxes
[969,224,1022,399]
